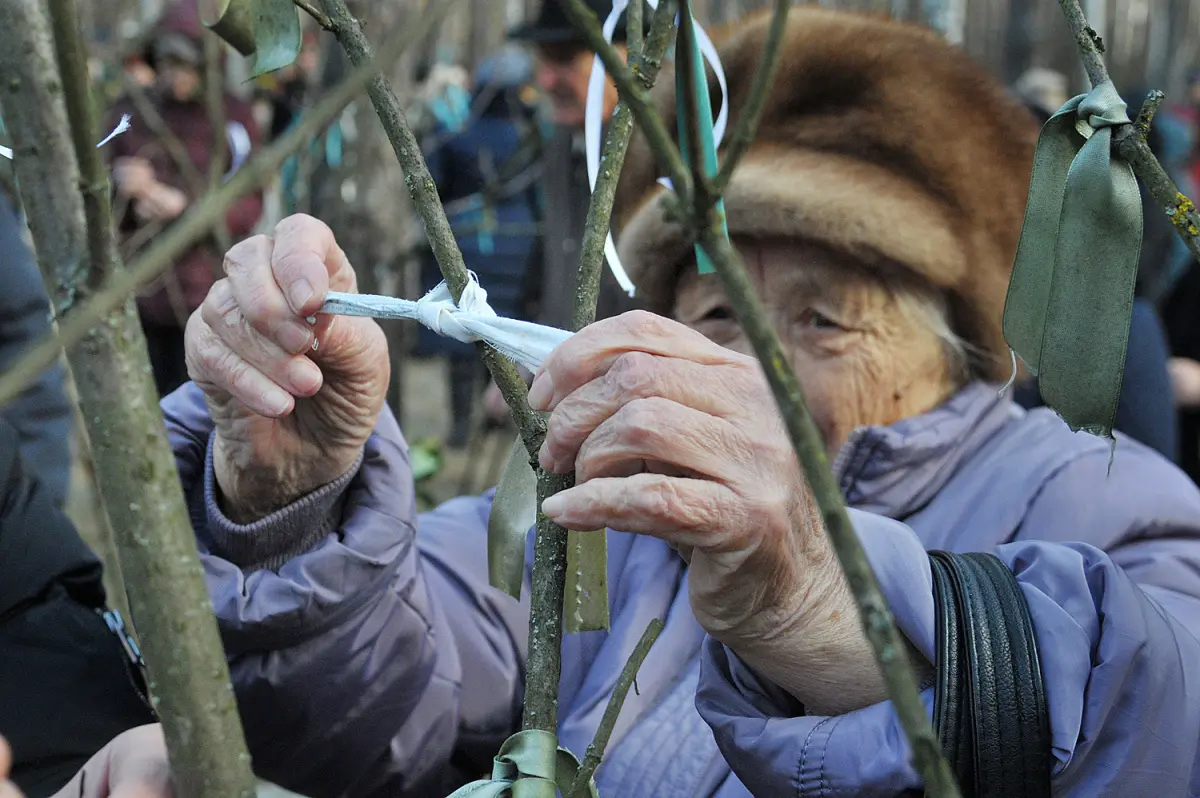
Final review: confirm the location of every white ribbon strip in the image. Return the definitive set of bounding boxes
[585,0,729,296]
[321,275,572,372]
[0,113,131,160]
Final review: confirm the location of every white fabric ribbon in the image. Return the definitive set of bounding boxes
[321,275,573,372]
[584,0,729,297]
[0,113,131,160]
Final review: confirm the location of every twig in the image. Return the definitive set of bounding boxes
[293,0,334,31]
[1058,0,1200,261]
[711,0,789,195]
[569,618,663,798]
[692,224,962,798]
[1133,88,1165,136]
[203,28,232,253]
[318,0,547,457]
[0,2,447,409]
[625,0,644,64]
[554,0,692,200]
[571,0,675,330]
[32,0,259,795]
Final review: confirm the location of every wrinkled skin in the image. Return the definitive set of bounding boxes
[186,216,954,714]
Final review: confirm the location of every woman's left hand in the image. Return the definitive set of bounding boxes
[532,311,880,710]
[50,725,172,798]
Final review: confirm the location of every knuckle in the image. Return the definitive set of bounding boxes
[609,351,658,396]
[615,397,670,447]
[223,235,271,275]
[618,309,671,339]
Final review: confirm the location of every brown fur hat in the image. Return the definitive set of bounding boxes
[613,7,1039,381]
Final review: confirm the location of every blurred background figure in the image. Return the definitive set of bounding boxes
[421,46,543,448]
[104,0,262,397]
[1012,66,1070,121]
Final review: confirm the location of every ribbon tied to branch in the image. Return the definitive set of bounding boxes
[1001,80,1143,438]
[444,729,597,798]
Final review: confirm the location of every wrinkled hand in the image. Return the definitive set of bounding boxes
[112,157,156,198]
[531,312,879,711]
[50,725,172,798]
[186,214,389,522]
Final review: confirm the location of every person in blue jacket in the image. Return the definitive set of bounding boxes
[420,47,542,447]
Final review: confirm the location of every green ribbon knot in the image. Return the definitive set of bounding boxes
[444,730,597,798]
[1002,79,1143,438]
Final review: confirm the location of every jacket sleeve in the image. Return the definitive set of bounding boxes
[0,192,72,506]
[695,452,1200,796]
[161,383,530,798]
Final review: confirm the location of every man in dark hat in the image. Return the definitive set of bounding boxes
[508,0,649,329]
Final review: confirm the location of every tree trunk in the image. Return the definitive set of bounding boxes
[0,1,256,795]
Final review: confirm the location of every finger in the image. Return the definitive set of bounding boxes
[541,352,751,472]
[540,473,747,552]
[222,236,315,355]
[107,726,172,798]
[186,312,295,417]
[573,397,744,483]
[529,310,746,411]
[270,214,357,317]
[200,280,322,397]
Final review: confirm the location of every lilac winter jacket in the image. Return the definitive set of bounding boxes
[162,380,1200,797]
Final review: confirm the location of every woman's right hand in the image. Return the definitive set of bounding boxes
[185,214,390,523]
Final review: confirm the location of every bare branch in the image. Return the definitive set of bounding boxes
[0,3,446,409]
[569,618,664,798]
[711,0,789,195]
[1058,0,1200,262]
[293,0,334,31]
[318,0,547,456]
[572,0,675,331]
[554,0,692,199]
[692,221,962,798]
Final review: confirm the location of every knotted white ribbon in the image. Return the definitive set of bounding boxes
[584,0,729,296]
[0,113,132,160]
[321,274,573,372]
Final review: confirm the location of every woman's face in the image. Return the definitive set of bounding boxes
[672,239,959,453]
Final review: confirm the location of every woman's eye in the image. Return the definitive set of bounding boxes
[799,308,843,331]
[701,305,735,322]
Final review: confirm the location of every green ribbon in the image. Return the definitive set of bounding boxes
[1002,80,1143,437]
[489,436,610,632]
[444,730,597,798]
[675,13,728,275]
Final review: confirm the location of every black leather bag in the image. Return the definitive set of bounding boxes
[929,550,1052,797]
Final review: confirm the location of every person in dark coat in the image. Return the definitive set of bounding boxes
[0,419,156,798]
[422,48,543,446]
[0,188,72,506]
[105,0,263,398]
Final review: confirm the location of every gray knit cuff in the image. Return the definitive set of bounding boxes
[203,434,364,572]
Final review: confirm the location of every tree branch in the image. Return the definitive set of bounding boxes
[571,0,675,330]
[692,222,962,798]
[1058,0,1200,261]
[569,618,663,798]
[293,0,334,31]
[318,0,547,456]
[711,0,789,195]
[0,2,446,409]
[553,0,692,200]
[7,0,258,795]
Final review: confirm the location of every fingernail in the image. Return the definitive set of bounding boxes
[538,439,553,472]
[276,321,313,354]
[541,494,565,518]
[265,389,292,416]
[289,359,322,395]
[528,372,554,410]
[288,278,314,313]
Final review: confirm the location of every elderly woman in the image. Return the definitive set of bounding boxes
[108,8,1199,798]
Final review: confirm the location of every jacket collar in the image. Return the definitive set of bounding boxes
[832,381,1016,520]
